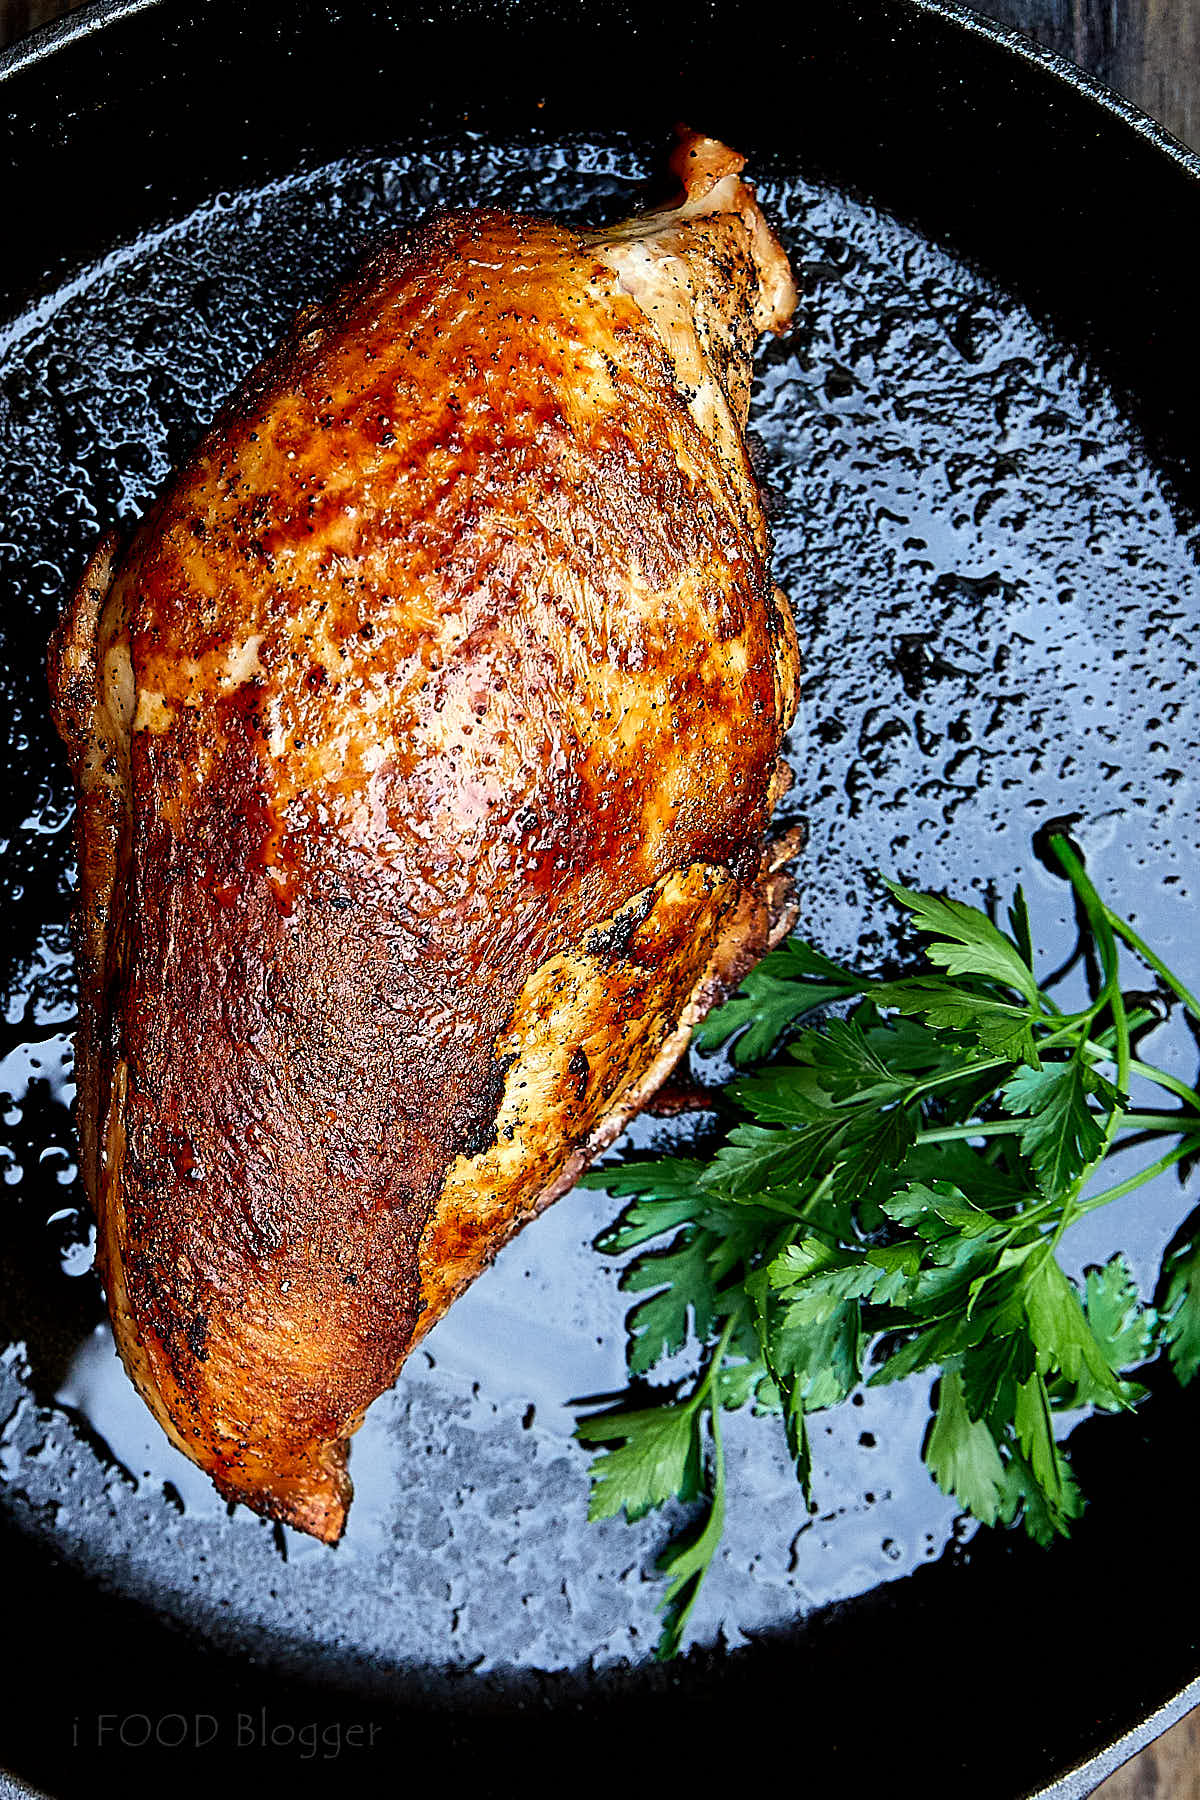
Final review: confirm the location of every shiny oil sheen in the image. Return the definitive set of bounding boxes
[1,133,1198,1678]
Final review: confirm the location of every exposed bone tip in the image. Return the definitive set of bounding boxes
[669,124,747,202]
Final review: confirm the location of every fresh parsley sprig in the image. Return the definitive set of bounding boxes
[575,833,1200,1659]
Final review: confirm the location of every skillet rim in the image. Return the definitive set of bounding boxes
[4,0,1200,183]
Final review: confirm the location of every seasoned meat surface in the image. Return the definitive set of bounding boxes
[48,131,800,1540]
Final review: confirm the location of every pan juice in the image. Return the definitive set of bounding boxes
[0,131,1197,1678]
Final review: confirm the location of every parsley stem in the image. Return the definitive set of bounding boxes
[1114,1111,1200,1135]
[1073,1138,1198,1214]
[913,1110,1196,1152]
[1103,909,1200,1025]
[1044,838,1133,1249]
[708,1369,728,1487]
[1081,1045,1200,1113]
[800,1168,836,1225]
[910,1108,1194,1152]
[905,1057,1014,1100]
[1088,1008,1161,1050]
[1051,832,1200,1024]
[915,1120,1025,1145]
[699,1313,739,1403]
[1037,1015,1114,1050]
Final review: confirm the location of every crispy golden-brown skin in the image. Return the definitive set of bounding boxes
[48,131,800,1540]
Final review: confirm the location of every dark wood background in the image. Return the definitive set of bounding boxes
[2,1,1198,1794]
[985,0,1200,147]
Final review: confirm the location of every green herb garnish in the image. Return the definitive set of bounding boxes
[575,833,1200,1659]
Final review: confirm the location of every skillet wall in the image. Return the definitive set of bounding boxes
[2,1,1199,1794]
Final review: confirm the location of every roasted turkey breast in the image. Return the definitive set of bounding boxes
[48,130,801,1541]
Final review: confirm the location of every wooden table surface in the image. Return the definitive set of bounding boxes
[2,1,1198,1795]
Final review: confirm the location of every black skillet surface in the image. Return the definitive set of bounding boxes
[3,1,1200,1793]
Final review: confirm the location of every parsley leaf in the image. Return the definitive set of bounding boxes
[1058,1255,1155,1407]
[1161,1239,1200,1384]
[691,937,867,1065]
[575,1399,703,1523]
[1001,1060,1120,1199]
[925,1367,1007,1526]
[654,1406,729,1660]
[884,880,1039,1003]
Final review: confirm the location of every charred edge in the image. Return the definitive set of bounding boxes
[567,1044,590,1101]
[456,1050,518,1161]
[729,836,766,885]
[584,888,657,962]
[185,1310,210,1363]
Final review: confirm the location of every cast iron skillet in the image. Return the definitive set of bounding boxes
[3,2,1200,1793]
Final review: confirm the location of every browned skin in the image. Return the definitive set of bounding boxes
[47,131,801,1541]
